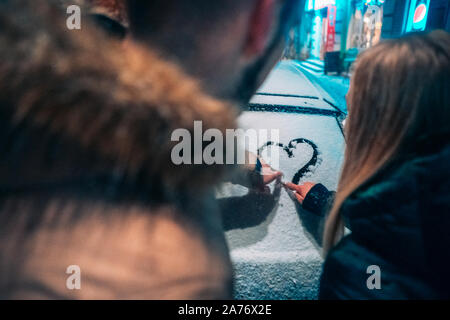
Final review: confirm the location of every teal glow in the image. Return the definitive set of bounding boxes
[406,0,430,32]
[314,0,336,10]
[306,0,349,12]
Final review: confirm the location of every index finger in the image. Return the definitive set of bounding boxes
[284,182,301,192]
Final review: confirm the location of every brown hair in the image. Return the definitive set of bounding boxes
[323,30,450,253]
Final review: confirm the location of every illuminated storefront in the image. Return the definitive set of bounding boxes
[303,0,340,60]
[297,0,449,72]
[346,0,385,51]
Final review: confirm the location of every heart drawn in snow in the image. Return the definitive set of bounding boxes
[257,138,320,184]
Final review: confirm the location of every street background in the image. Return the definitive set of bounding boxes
[223,0,450,299]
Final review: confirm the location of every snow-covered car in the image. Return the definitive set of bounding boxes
[218,60,347,299]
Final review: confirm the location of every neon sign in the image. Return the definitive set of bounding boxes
[406,0,430,32]
[314,0,335,10]
[365,0,385,5]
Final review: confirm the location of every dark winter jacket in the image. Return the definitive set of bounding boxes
[0,1,237,299]
[303,132,450,299]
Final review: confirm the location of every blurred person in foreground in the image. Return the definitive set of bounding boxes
[76,0,292,229]
[286,30,450,299]
[0,0,300,299]
[75,0,289,188]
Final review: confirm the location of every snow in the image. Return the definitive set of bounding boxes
[217,111,345,299]
[297,64,350,113]
[250,94,335,111]
[257,61,322,98]
[215,59,349,299]
[250,61,339,112]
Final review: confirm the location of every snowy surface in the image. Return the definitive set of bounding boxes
[250,61,339,113]
[296,64,350,113]
[217,60,347,299]
[218,112,345,299]
[257,61,327,100]
[250,94,334,111]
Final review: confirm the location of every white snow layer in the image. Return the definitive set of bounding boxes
[218,111,345,299]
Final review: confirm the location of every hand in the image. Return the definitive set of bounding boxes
[245,151,283,191]
[284,182,316,204]
[259,157,283,185]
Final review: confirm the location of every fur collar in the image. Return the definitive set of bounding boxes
[0,0,237,192]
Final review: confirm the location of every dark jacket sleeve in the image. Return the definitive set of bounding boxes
[294,184,336,247]
[302,183,335,217]
[319,235,440,300]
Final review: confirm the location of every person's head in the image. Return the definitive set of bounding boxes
[126,0,303,105]
[323,30,450,253]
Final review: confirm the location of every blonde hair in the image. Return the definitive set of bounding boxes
[323,30,450,254]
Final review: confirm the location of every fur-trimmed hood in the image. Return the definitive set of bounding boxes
[0,0,237,196]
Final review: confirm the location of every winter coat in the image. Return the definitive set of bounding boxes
[303,131,450,299]
[0,1,237,299]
